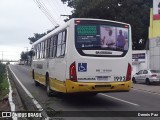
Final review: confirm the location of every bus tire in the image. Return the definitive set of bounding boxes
[132,77,136,83]
[32,70,35,79]
[34,80,40,86]
[33,70,40,86]
[46,76,53,97]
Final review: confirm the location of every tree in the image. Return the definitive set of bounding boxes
[21,52,28,62]
[28,33,46,44]
[28,50,35,65]
[28,27,59,44]
[62,0,153,50]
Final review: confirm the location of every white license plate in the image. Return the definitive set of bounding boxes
[96,76,110,80]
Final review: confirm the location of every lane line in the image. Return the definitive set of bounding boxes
[100,93,139,106]
[132,88,160,96]
[9,65,49,120]
[7,70,17,120]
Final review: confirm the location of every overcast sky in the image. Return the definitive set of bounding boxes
[0,0,72,61]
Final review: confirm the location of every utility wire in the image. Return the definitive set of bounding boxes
[50,0,67,22]
[33,0,56,26]
[46,0,64,24]
[32,0,71,25]
[36,0,59,26]
[46,0,60,18]
[33,0,59,26]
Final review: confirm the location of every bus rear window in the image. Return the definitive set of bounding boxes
[75,20,129,57]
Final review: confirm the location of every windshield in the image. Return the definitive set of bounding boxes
[75,20,129,57]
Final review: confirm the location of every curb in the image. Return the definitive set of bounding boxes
[8,66,51,120]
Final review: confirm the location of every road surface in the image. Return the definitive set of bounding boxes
[9,65,160,120]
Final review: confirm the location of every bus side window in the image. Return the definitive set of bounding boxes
[56,32,63,57]
[52,35,57,58]
[42,41,45,58]
[34,45,37,59]
[61,30,66,56]
[40,42,42,58]
[36,45,38,59]
[45,39,48,58]
[56,30,66,58]
[50,37,54,58]
[47,38,51,58]
[37,43,41,59]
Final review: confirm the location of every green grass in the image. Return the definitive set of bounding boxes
[0,77,9,100]
[0,63,9,100]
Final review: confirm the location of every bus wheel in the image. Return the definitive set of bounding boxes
[33,71,39,86]
[34,80,40,86]
[32,70,35,79]
[132,77,136,83]
[46,78,53,97]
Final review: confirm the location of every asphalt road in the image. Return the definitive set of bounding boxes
[9,65,160,120]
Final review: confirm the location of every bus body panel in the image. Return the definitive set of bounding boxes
[32,18,132,94]
[65,80,131,93]
[65,19,132,93]
[66,19,132,82]
[33,59,47,85]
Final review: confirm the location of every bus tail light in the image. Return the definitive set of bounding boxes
[70,62,77,82]
[126,63,132,81]
[75,20,81,24]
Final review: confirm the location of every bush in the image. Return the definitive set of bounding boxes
[0,63,6,91]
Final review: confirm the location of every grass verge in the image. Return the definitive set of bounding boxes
[0,63,10,111]
[0,76,9,100]
[0,63,9,100]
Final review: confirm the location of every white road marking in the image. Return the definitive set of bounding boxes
[132,88,160,96]
[9,66,49,120]
[100,93,139,106]
[7,70,17,120]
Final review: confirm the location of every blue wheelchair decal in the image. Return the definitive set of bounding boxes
[78,63,87,72]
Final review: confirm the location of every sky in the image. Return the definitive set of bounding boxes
[0,0,72,61]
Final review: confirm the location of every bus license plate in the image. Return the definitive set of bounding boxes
[96,76,110,81]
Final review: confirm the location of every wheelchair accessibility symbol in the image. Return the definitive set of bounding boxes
[78,63,87,72]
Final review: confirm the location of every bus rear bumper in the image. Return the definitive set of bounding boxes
[66,80,132,93]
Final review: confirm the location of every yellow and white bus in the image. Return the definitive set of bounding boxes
[31,18,132,96]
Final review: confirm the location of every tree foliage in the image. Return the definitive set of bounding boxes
[28,33,46,44]
[21,52,28,61]
[62,0,152,50]
[28,28,57,44]
[20,50,35,65]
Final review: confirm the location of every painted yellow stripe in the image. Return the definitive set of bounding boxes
[34,73,45,85]
[50,78,67,93]
[34,72,132,93]
[66,80,132,93]
[34,72,67,93]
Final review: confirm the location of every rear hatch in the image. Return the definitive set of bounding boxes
[71,19,131,83]
[75,59,129,83]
